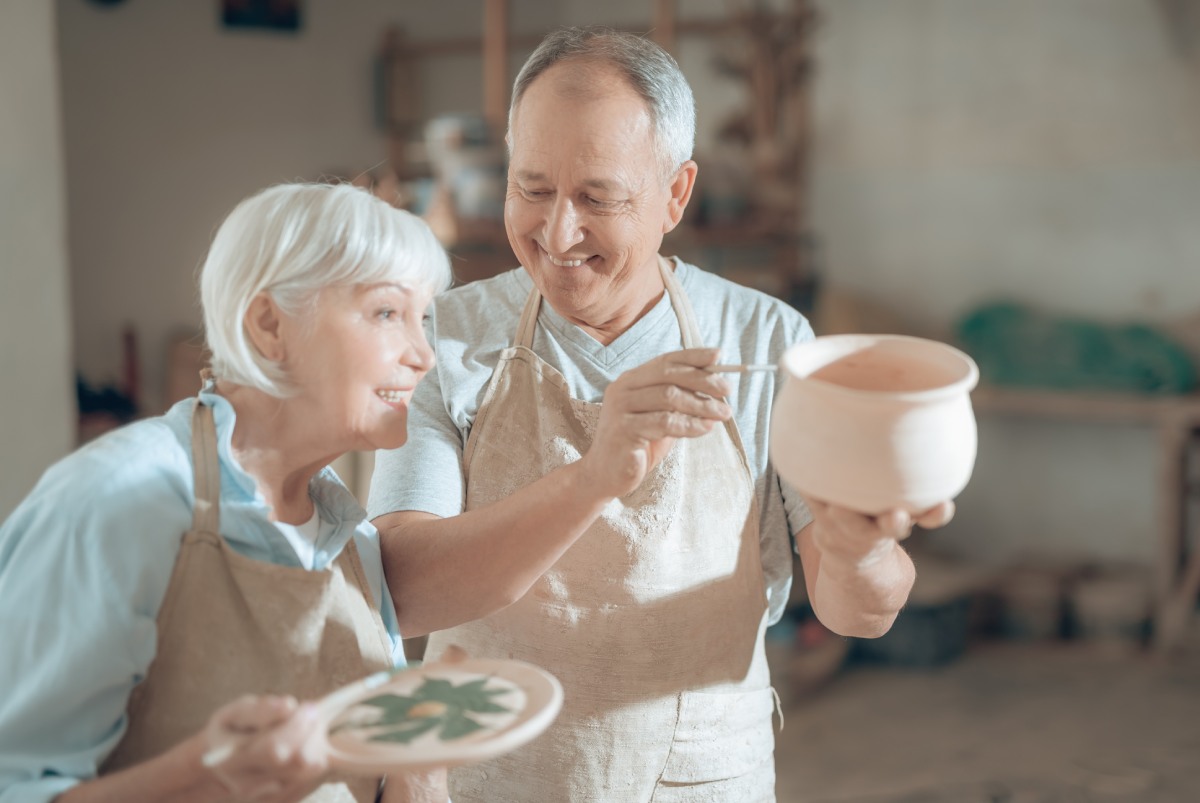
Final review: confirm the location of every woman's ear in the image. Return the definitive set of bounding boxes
[244,293,287,364]
[662,160,698,234]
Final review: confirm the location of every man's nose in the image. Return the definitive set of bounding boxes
[544,197,584,254]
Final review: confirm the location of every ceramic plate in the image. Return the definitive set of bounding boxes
[322,658,563,774]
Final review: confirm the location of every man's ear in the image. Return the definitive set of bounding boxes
[663,160,698,234]
[244,293,287,364]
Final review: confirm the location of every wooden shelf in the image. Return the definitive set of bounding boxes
[971,384,1200,653]
[972,385,1200,427]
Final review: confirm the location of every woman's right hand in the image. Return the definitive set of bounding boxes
[201,694,330,802]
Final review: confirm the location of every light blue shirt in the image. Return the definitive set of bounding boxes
[0,391,404,803]
[368,259,814,626]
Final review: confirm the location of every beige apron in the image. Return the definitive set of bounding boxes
[427,260,777,802]
[102,400,393,803]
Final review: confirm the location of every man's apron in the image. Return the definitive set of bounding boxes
[101,400,393,803]
[427,260,777,802]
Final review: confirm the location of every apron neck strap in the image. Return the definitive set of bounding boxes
[658,256,703,348]
[515,281,542,349]
[189,399,221,533]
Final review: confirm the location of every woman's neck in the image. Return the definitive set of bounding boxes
[213,382,337,525]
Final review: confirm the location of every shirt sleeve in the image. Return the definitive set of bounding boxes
[780,310,816,544]
[0,446,188,801]
[367,318,471,523]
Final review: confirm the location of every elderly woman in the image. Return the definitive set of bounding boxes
[0,183,481,803]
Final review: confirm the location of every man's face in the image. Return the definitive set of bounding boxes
[504,63,692,333]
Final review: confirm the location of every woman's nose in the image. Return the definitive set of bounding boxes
[544,197,584,254]
[407,326,436,373]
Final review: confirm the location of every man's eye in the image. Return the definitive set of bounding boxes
[377,308,396,321]
[585,196,617,209]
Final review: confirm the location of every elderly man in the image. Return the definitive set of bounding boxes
[369,26,951,802]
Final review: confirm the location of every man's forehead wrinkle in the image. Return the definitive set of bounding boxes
[512,141,640,187]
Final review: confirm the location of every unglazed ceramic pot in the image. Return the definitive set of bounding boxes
[770,334,979,514]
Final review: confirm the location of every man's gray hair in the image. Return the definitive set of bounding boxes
[508,26,696,175]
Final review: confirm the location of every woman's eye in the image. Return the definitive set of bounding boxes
[377,307,397,321]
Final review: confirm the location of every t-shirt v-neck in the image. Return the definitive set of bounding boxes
[535,281,678,371]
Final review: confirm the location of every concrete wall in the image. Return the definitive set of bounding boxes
[809,0,1200,563]
[0,1,75,518]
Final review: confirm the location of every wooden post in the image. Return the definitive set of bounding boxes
[653,0,677,56]
[483,0,509,134]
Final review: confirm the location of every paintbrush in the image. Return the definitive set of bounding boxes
[706,364,777,374]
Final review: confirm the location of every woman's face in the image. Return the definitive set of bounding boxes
[281,280,435,453]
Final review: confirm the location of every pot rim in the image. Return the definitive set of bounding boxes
[780,334,980,402]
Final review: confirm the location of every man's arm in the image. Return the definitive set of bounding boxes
[376,348,735,638]
[795,500,954,638]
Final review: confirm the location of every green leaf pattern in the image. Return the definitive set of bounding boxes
[331,675,514,745]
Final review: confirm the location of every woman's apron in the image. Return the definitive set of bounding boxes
[426,260,777,802]
[101,400,393,803]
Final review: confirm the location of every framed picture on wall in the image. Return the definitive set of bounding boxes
[221,0,302,33]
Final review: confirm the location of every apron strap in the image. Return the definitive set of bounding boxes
[190,399,221,534]
[659,257,755,467]
[659,256,703,349]
[515,283,542,349]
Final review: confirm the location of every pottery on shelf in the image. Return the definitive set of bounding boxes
[769,334,979,514]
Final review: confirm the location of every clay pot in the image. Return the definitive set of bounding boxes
[770,334,979,514]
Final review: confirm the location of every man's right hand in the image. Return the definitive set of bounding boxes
[580,347,733,499]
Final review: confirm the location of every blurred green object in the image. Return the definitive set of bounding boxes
[956,302,1198,395]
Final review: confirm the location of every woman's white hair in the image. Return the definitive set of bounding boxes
[200,182,451,398]
[509,26,696,178]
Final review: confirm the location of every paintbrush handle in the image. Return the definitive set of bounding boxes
[707,364,777,374]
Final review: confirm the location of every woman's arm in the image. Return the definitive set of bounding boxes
[56,696,331,803]
[0,450,191,802]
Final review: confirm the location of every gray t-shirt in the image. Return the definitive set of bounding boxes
[368,257,814,625]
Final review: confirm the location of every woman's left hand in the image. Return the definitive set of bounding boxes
[202,694,330,801]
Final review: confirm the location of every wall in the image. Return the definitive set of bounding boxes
[54,0,748,414]
[0,2,75,518]
[809,0,1200,563]
[56,0,559,414]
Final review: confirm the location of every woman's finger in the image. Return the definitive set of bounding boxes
[212,695,299,734]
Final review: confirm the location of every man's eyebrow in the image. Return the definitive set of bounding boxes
[581,178,620,192]
[513,170,621,193]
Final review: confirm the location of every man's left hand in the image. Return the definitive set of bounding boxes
[805,498,955,570]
